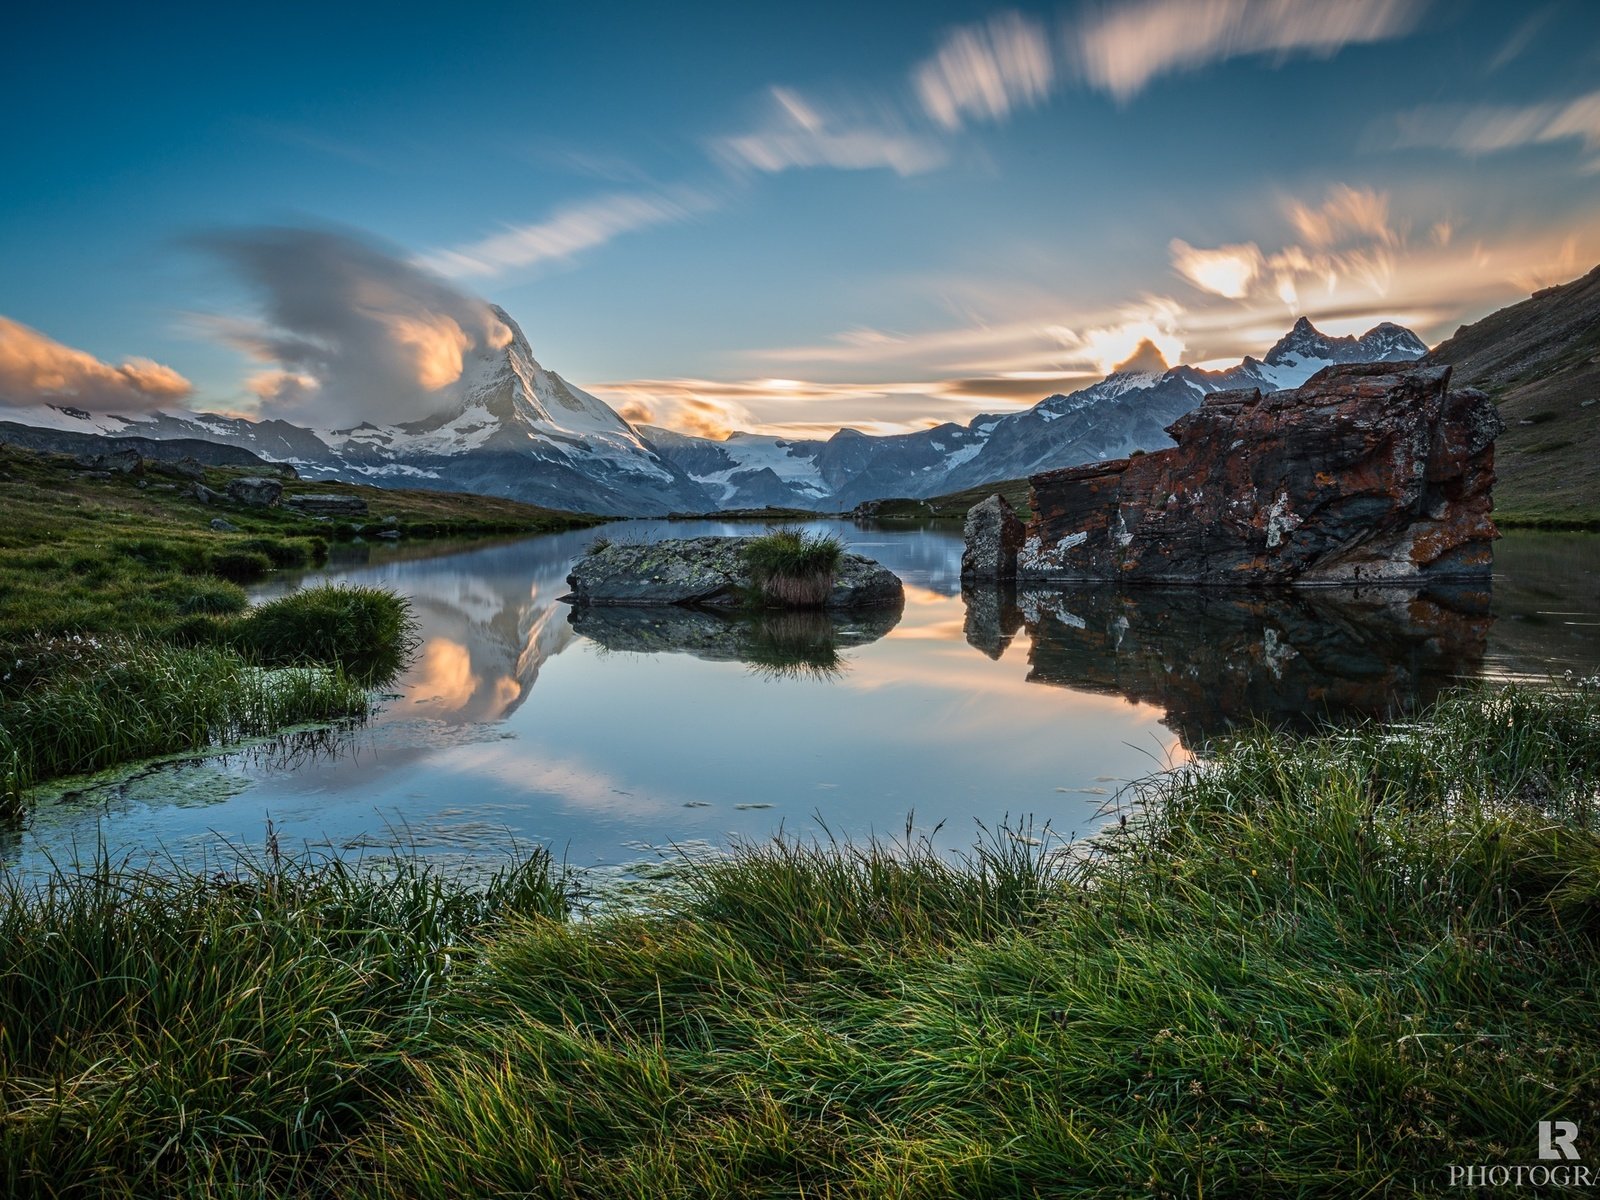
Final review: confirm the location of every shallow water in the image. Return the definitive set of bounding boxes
[7,523,1597,877]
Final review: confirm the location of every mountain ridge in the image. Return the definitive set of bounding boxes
[644,318,1427,510]
[1,313,1428,516]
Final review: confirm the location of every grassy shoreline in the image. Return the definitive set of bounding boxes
[0,443,602,814]
[1,685,1595,1196]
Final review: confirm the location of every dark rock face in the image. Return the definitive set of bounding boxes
[997,364,1502,586]
[963,583,1490,746]
[226,477,283,508]
[565,536,904,610]
[960,494,1025,580]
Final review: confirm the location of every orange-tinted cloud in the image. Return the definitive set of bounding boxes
[193,226,514,425]
[0,316,192,411]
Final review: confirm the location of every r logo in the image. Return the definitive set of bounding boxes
[1539,1121,1580,1161]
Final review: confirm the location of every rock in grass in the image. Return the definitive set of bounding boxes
[226,477,283,508]
[565,535,903,609]
[209,517,238,532]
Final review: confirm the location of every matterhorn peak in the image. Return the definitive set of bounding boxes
[1111,338,1171,376]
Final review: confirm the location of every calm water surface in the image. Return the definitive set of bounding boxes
[7,524,1598,877]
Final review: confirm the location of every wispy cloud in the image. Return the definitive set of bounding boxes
[1165,181,1600,330]
[418,189,713,279]
[1071,0,1428,102]
[1486,5,1555,73]
[1169,240,1264,299]
[714,87,946,176]
[1386,89,1600,169]
[913,11,1055,130]
[0,317,192,411]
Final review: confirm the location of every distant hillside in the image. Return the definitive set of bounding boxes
[854,477,1034,522]
[1424,264,1600,526]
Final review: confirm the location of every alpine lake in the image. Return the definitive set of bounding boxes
[7,521,1598,888]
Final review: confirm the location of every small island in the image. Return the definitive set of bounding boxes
[564,529,905,610]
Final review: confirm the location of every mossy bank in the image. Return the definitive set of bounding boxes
[1,685,1596,1196]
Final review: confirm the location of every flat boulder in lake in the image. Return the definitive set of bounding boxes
[565,535,904,609]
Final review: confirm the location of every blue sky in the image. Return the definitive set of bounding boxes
[2,0,1598,437]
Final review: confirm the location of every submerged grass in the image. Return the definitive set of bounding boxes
[2,685,1598,1196]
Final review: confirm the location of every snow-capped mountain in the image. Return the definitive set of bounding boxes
[646,317,1429,510]
[2,307,708,515]
[637,427,831,509]
[1,314,1426,516]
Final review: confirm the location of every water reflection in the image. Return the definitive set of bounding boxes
[5,522,1595,878]
[568,605,902,680]
[966,584,1492,746]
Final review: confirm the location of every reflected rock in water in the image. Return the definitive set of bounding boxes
[963,583,1025,660]
[963,583,1491,745]
[568,605,900,680]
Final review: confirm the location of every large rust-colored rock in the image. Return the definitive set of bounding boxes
[998,363,1502,586]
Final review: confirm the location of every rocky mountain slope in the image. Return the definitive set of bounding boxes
[646,318,1426,511]
[1423,264,1600,524]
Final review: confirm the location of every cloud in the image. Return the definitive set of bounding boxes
[1161,182,1600,352]
[1169,239,1264,298]
[609,388,753,440]
[0,316,192,411]
[1387,89,1600,168]
[1485,6,1555,73]
[913,11,1055,130]
[192,225,511,426]
[715,87,946,176]
[1071,0,1428,102]
[591,374,1006,439]
[1284,184,1395,248]
[418,189,713,279]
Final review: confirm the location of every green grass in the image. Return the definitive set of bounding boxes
[0,846,569,1198]
[235,584,420,683]
[0,585,416,814]
[742,527,845,608]
[0,620,380,818]
[2,684,1597,1196]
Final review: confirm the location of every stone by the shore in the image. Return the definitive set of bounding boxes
[565,535,904,610]
[975,363,1503,586]
[960,493,1025,580]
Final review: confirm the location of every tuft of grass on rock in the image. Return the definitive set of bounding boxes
[742,527,845,608]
